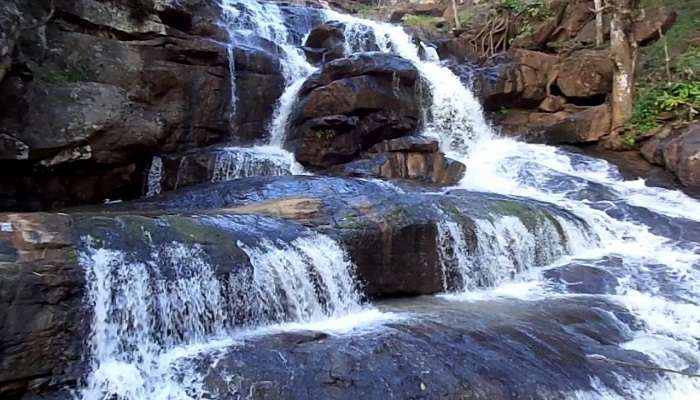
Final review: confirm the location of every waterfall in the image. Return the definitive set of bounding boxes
[78,227,364,399]
[210,145,304,182]
[435,206,592,292]
[323,10,494,154]
[146,156,163,197]
[218,0,315,167]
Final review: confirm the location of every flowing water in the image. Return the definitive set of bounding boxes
[79,1,700,398]
[79,226,370,399]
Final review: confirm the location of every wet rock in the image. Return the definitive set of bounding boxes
[0,0,239,210]
[157,146,294,193]
[194,297,655,400]
[544,264,619,294]
[556,50,613,100]
[332,137,466,185]
[475,49,560,111]
[303,21,346,65]
[641,123,700,194]
[285,52,427,169]
[499,104,611,144]
[0,213,86,399]
[389,2,445,23]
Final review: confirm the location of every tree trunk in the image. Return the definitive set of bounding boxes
[452,0,461,29]
[605,0,638,150]
[594,0,604,47]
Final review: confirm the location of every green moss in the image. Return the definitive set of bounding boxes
[65,248,79,264]
[34,64,91,84]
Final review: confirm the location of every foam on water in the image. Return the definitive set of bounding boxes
[211,145,305,182]
[324,8,700,398]
[78,229,382,399]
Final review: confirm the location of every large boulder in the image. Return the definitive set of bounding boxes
[641,123,700,194]
[302,21,346,65]
[475,49,560,111]
[499,104,612,144]
[0,0,287,211]
[285,52,427,169]
[331,136,466,185]
[633,7,677,45]
[556,50,613,100]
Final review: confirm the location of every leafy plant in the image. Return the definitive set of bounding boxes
[499,0,548,19]
[629,80,700,139]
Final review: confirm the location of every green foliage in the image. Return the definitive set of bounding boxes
[402,15,442,30]
[498,0,549,19]
[629,81,700,137]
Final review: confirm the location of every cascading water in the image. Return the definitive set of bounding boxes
[78,3,700,399]
[146,156,163,197]
[78,226,367,399]
[213,0,315,179]
[321,10,700,398]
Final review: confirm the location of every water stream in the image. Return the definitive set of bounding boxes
[79,1,700,398]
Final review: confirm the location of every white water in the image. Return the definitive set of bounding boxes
[78,230,377,399]
[146,156,163,197]
[210,145,304,182]
[321,10,700,399]
[85,3,700,398]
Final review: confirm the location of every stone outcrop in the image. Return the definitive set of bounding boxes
[556,50,613,99]
[285,52,427,169]
[303,21,346,65]
[499,104,612,144]
[641,123,700,194]
[331,136,466,185]
[0,0,291,211]
[0,174,587,397]
[475,49,560,111]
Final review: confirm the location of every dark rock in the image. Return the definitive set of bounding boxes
[0,213,86,399]
[641,123,700,194]
[331,136,465,185]
[286,53,427,169]
[193,296,654,400]
[499,104,611,144]
[367,136,439,153]
[303,21,346,65]
[0,0,244,211]
[544,264,619,294]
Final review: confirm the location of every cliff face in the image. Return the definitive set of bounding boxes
[0,0,290,211]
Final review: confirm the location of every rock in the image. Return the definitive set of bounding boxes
[633,7,677,45]
[499,104,611,144]
[0,213,85,399]
[158,146,294,192]
[550,0,594,42]
[389,3,445,23]
[544,264,619,294]
[641,123,700,194]
[0,0,290,210]
[303,21,346,65]
[539,95,567,113]
[575,14,612,45]
[556,50,613,99]
[367,136,440,153]
[475,49,560,111]
[285,53,426,169]
[0,1,21,83]
[436,35,482,62]
[332,137,466,185]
